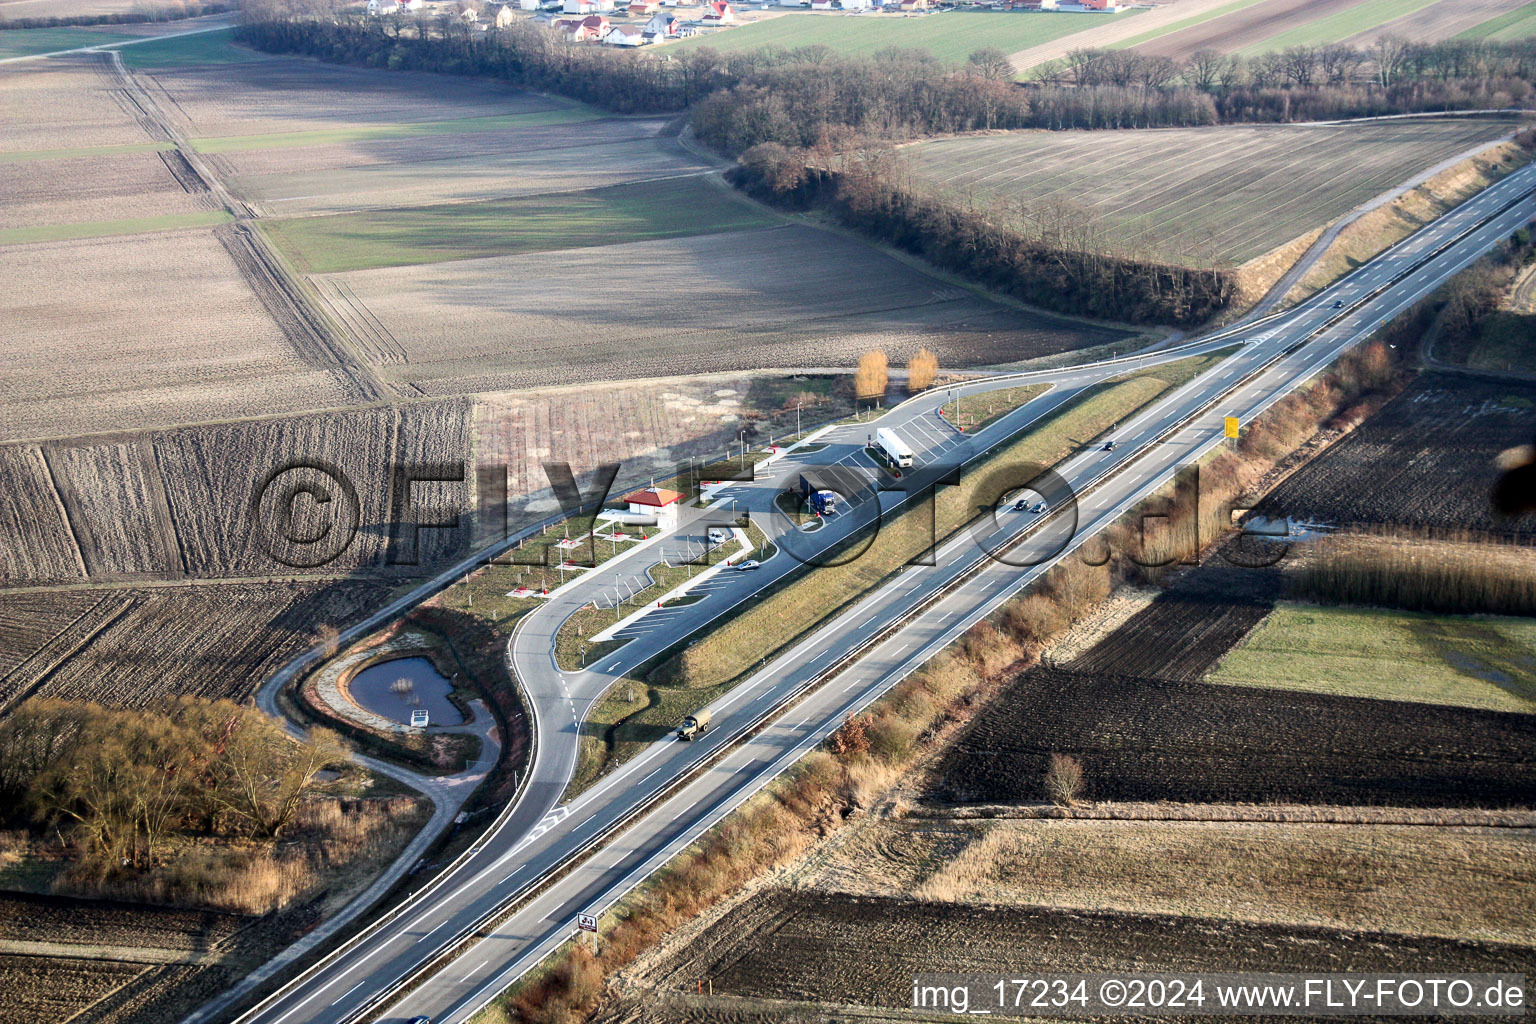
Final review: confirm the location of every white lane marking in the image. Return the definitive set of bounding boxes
[640,765,667,784]
[502,866,525,884]
[461,959,488,983]
[330,980,366,1006]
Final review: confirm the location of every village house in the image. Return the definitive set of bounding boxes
[643,10,687,34]
[701,0,733,19]
[605,22,648,43]
[494,4,517,26]
[627,0,660,13]
[897,0,928,11]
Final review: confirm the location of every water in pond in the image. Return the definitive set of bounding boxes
[347,656,464,726]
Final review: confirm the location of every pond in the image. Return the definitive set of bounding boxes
[346,656,464,726]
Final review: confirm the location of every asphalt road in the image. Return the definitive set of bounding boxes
[236,161,1536,1024]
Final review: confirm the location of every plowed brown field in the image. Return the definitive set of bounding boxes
[927,667,1536,807]
[1251,373,1536,534]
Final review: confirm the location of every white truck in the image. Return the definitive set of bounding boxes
[875,427,914,469]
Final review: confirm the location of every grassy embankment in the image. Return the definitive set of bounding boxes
[670,9,1139,63]
[260,177,778,273]
[1208,603,1536,713]
[937,382,1049,434]
[1286,138,1534,303]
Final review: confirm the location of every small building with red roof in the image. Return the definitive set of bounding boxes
[621,486,685,530]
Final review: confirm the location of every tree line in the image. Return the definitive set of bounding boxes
[238,5,1536,141]
[734,145,1236,325]
[0,698,344,877]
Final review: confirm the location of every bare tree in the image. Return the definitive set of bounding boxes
[1183,49,1229,92]
[965,46,1014,82]
[1044,753,1084,807]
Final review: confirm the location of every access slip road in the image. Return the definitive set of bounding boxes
[235,161,1536,1024]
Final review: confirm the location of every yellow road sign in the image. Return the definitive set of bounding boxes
[1224,416,1240,438]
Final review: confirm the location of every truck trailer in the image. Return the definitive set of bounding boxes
[875,427,914,469]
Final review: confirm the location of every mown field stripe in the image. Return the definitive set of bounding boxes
[1109,0,1269,51]
[260,176,781,273]
[1236,0,1442,54]
[0,210,234,245]
[0,141,177,164]
[1456,0,1536,40]
[190,105,604,154]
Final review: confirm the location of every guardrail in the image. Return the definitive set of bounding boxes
[235,164,1536,1024]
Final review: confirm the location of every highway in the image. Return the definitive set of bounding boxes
[234,160,1536,1024]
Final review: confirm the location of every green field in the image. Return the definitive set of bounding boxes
[0,210,233,245]
[1108,0,1267,51]
[1207,604,1536,713]
[190,106,600,153]
[1237,0,1439,54]
[672,9,1139,63]
[114,27,271,68]
[261,176,781,273]
[1458,1,1536,40]
[0,24,139,58]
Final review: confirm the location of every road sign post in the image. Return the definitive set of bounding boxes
[1224,416,1240,448]
[577,913,597,933]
